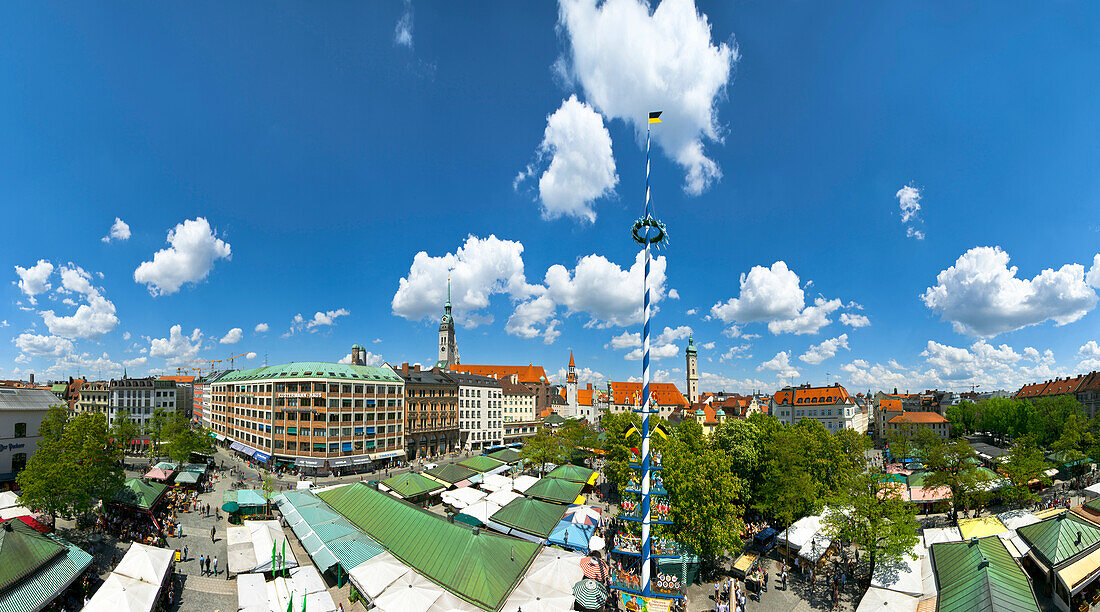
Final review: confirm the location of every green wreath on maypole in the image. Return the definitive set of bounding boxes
[631,216,669,248]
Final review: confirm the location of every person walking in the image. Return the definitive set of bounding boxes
[211,525,216,543]
[212,555,218,576]
[183,545,188,561]
[763,566,769,592]
[199,555,205,576]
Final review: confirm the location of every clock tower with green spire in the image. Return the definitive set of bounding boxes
[436,278,459,368]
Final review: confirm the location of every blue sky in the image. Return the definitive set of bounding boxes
[3,1,1099,393]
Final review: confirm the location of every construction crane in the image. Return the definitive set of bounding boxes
[174,366,203,376]
[225,352,249,370]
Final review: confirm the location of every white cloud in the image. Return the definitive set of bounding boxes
[896,184,921,223]
[840,313,871,328]
[609,331,640,350]
[722,325,742,339]
[255,323,269,333]
[134,217,232,296]
[14,260,53,304]
[123,331,131,340]
[685,308,697,316]
[552,366,605,385]
[711,262,804,323]
[149,325,203,366]
[102,217,131,243]
[57,264,96,296]
[124,357,147,368]
[757,351,799,380]
[393,235,538,326]
[615,326,692,361]
[799,334,850,365]
[246,352,257,360]
[40,287,119,340]
[47,352,121,379]
[517,95,618,223]
[699,371,770,393]
[394,0,413,48]
[287,309,350,336]
[505,295,561,345]
[1081,341,1100,359]
[0,320,8,328]
[558,0,739,194]
[767,297,842,335]
[220,328,243,344]
[668,289,679,300]
[339,351,384,366]
[14,333,74,359]
[61,298,77,307]
[701,341,715,350]
[906,227,925,241]
[1088,254,1100,289]
[921,246,1098,336]
[373,338,382,344]
[720,344,751,361]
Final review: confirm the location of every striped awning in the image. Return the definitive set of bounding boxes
[325,536,385,572]
[0,539,93,612]
[309,545,340,574]
[301,532,326,555]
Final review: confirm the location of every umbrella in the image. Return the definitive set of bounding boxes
[579,556,608,581]
[564,505,602,526]
[573,579,609,610]
[222,502,240,513]
[501,579,576,612]
[588,535,606,552]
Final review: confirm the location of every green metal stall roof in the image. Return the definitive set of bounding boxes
[235,489,268,508]
[173,471,201,485]
[426,464,478,485]
[382,473,445,499]
[545,464,595,484]
[0,521,66,593]
[523,477,585,504]
[490,497,567,538]
[931,536,1039,612]
[112,479,167,511]
[1017,512,1100,568]
[907,471,931,488]
[542,414,566,425]
[318,483,541,611]
[0,526,93,612]
[217,362,402,383]
[487,449,522,464]
[458,456,506,473]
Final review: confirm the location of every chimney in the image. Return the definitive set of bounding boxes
[29,373,34,385]
[413,364,421,372]
[402,363,410,374]
[978,556,989,568]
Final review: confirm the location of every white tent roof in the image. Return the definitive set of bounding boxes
[997,509,1041,531]
[0,506,31,520]
[485,489,523,507]
[425,591,484,612]
[921,526,962,546]
[348,551,411,600]
[0,491,20,509]
[798,531,832,563]
[524,547,586,593]
[459,500,502,525]
[441,487,486,510]
[270,575,338,612]
[871,537,927,597]
[512,475,540,493]
[82,573,160,612]
[777,515,822,551]
[480,474,513,492]
[296,481,313,490]
[228,520,299,574]
[236,573,269,612]
[855,587,919,612]
[500,574,576,612]
[115,543,173,586]
[374,570,444,612]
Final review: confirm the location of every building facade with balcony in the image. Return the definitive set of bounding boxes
[500,374,539,444]
[396,363,459,460]
[446,370,503,452]
[207,361,406,471]
[771,383,869,433]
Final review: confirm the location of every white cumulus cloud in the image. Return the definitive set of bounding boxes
[220,328,243,344]
[557,0,739,194]
[840,313,871,328]
[711,262,804,323]
[149,325,203,366]
[799,334,850,365]
[757,351,799,380]
[14,260,54,304]
[394,0,413,48]
[287,309,350,336]
[517,95,618,223]
[255,323,269,333]
[921,246,1098,337]
[134,217,232,296]
[40,275,119,341]
[246,352,258,360]
[622,325,692,360]
[1081,341,1100,359]
[897,184,921,223]
[102,217,131,243]
[14,333,74,359]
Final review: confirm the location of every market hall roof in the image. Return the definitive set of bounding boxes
[380,473,445,499]
[111,479,167,511]
[424,463,478,485]
[930,536,1039,612]
[544,464,596,484]
[0,520,94,612]
[215,362,402,383]
[1017,511,1100,568]
[486,448,522,464]
[317,483,541,611]
[458,456,506,473]
[489,497,567,539]
[523,478,586,505]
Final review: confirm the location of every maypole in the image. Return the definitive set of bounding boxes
[632,110,667,596]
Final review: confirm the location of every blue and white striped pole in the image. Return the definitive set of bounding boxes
[640,121,653,595]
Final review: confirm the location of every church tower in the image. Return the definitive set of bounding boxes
[685,335,699,403]
[436,279,459,368]
[566,351,578,416]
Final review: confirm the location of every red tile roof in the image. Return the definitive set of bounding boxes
[499,378,535,396]
[775,384,854,406]
[608,381,688,407]
[1079,372,1100,393]
[1015,381,1050,399]
[880,398,904,412]
[888,411,948,424]
[1043,375,1087,396]
[449,364,549,384]
[159,375,196,384]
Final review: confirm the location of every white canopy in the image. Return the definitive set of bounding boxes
[228,520,299,574]
[524,547,586,593]
[441,487,486,510]
[1086,483,1100,499]
[871,537,927,598]
[296,481,313,490]
[799,532,832,563]
[855,587,919,612]
[480,474,514,492]
[425,591,483,612]
[0,491,20,509]
[500,575,576,612]
[83,573,160,612]
[236,573,269,612]
[997,509,1040,531]
[115,543,173,586]
[0,506,31,520]
[348,551,411,600]
[777,515,823,551]
[921,527,962,546]
[512,475,540,493]
[458,500,502,525]
[485,489,523,507]
[270,574,338,612]
[374,571,444,612]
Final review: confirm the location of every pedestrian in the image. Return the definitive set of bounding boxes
[178,523,183,538]
[183,545,188,561]
[211,525,216,543]
[199,555,205,576]
[714,581,719,602]
[213,555,218,576]
[763,567,769,592]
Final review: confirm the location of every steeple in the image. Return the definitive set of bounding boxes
[437,276,458,368]
[686,335,697,355]
[569,351,575,368]
[685,335,699,403]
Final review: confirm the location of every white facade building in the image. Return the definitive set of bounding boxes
[0,388,55,488]
[448,371,502,451]
[108,378,177,432]
[770,383,869,434]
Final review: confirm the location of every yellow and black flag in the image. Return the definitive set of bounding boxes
[624,422,669,440]
[649,111,662,124]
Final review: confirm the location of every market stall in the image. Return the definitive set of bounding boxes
[227,519,299,574]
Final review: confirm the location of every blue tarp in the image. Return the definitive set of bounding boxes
[547,519,596,553]
[254,451,271,463]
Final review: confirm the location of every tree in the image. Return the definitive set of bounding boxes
[521,427,567,476]
[16,404,71,519]
[944,401,978,435]
[110,408,140,456]
[823,470,919,585]
[711,419,763,503]
[663,432,744,559]
[599,410,643,491]
[145,407,171,460]
[163,411,213,464]
[920,438,992,520]
[262,474,276,515]
[756,427,820,559]
[558,419,599,462]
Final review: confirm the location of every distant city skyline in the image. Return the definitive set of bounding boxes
[3,1,1099,393]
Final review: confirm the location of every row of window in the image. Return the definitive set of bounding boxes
[216,382,403,395]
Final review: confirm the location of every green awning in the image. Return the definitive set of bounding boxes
[112,479,167,511]
[174,471,201,485]
[425,463,478,485]
[381,473,445,499]
[487,448,522,464]
[523,477,585,504]
[545,463,596,484]
[458,456,506,473]
[930,536,1039,612]
[490,497,567,538]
